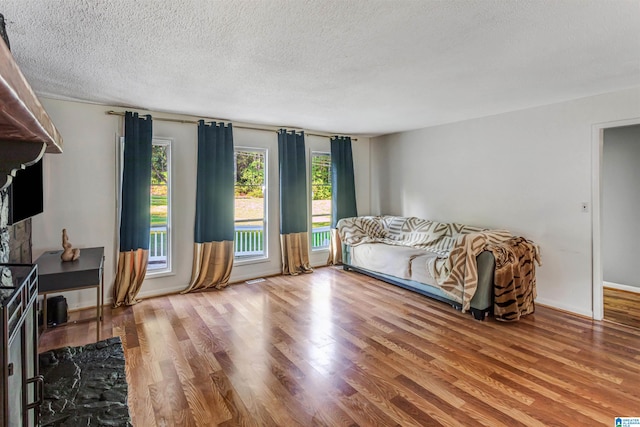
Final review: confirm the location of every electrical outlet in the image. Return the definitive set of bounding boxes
[581,202,589,213]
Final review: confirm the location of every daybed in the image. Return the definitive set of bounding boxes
[337,216,540,321]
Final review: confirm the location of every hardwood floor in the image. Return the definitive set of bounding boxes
[604,286,640,329]
[40,267,640,426]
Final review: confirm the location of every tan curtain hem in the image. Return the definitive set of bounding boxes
[327,228,343,265]
[280,232,313,275]
[182,241,234,293]
[112,249,148,308]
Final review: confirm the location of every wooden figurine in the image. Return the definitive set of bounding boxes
[60,228,80,262]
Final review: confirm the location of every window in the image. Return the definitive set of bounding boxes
[234,148,267,260]
[148,139,171,273]
[119,137,172,274]
[311,152,331,250]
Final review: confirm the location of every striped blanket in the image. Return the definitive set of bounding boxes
[338,216,540,318]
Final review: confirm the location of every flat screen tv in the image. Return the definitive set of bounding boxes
[8,158,43,225]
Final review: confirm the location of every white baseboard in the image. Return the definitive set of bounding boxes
[231,267,282,284]
[137,284,187,300]
[535,298,593,318]
[62,283,186,311]
[603,281,640,294]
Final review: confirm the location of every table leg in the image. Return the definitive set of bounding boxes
[96,285,100,342]
[100,264,104,321]
[42,294,48,333]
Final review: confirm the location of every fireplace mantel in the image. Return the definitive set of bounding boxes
[0,38,63,191]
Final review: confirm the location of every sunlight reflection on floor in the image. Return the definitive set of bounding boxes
[307,281,336,374]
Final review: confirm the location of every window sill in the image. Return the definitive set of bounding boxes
[234,256,270,267]
[146,270,175,279]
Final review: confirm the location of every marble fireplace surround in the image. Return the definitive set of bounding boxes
[0,188,32,264]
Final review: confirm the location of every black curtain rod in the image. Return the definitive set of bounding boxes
[106,111,357,141]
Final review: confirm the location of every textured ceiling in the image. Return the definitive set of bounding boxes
[2,0,639,136]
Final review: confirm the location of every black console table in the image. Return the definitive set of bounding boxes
[35,247,104,342]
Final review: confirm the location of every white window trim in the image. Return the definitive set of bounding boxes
[310,151,331,252]
[147,138,173,277]
[234,146,268,263]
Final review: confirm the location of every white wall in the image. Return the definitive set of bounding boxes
[33,98,371,309]
[602,124,640,289]
[371,87,640,317]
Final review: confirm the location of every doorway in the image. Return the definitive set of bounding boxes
[592,118,640,326]
[603,287,640,328]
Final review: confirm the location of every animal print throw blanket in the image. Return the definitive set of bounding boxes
[338,216,541,320]
[486,237,540,321]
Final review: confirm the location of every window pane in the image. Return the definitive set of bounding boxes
[149,143,169,271]
[235,149,266,258]
[311,153,331,249]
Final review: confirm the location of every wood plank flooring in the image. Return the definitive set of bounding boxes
[40,267,640,426]
[604,286,640,329]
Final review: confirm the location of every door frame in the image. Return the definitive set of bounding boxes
[591,117,640,320]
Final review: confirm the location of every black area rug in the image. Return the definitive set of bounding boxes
[39,336,132,427]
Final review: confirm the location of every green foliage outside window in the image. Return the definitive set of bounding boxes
[312,154,331,201]
[150,144,169,227]
[151,145,168,185]
[235,151,264,197]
